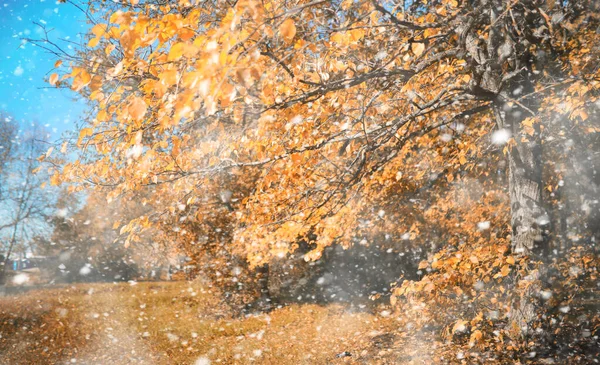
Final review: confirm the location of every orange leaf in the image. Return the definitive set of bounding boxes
[279,18,296,44]
[128,97,147,121]
[49,73,59,86]
[411,42,425,56]
[469,330,483,344]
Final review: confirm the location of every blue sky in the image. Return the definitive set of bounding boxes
[0,0,90,139]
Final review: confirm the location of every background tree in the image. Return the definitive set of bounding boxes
[38,188,179,283]
[0,113,17,180]
[0,119,54,285]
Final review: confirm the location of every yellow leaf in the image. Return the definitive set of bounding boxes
[500,264,511,277]
[279,18,296,44]
[120,224,129,235]
[418,260,428,270]
[97,109,108,122]
[88,37,100,48]
[105,44,116,56]
[411,42,425,56]
[50,173,61,186]
[91,24,105,38]
[168,42,186,61]
[506,256,515,265]
[72,69,91,92]
[522,118,534,128]
[54,60,63,68]
[79,127,93,139]
[128,97,147,121]
[331,32,345,45]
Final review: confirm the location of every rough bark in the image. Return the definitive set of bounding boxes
[494,104,545,336]
[505,115,546,256]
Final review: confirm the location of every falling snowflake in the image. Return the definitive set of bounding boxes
[491,129,511,145]
[13,65,24,76]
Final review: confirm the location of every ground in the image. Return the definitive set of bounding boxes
[0,282,440,365]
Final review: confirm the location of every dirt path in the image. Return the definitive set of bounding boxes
[62,286,164,365]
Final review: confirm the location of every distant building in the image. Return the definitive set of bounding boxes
[0,253,50,286]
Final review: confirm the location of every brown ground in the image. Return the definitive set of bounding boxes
[0,282,438,365]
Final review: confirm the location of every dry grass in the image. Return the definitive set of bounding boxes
[0,282,437,365]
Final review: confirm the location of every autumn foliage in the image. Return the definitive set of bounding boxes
[44,0,600,361]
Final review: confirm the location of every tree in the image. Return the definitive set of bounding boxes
[0,113,17,180]
[49,0,600,347]
[0,120,54,284]
[39,188,177,283]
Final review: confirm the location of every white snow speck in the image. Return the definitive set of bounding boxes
[535,214,550,226]
[559,306,570,314]
[491,129,511,145]
[79,265,91,276]
[166,333,179,342]
[440,133,453,142]
[474,281,484,291]
[126,144,143,159]
[477,221,490,231]
[375,51,387,61]
[14,66,24,76]
[194,357,211,365]
[12,273,29,285]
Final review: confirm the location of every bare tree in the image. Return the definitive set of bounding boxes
[0,120,53,285]
[0,114,18,198]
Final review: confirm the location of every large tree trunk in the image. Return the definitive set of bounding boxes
[506,127,546,256]
[492,68,549,336]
